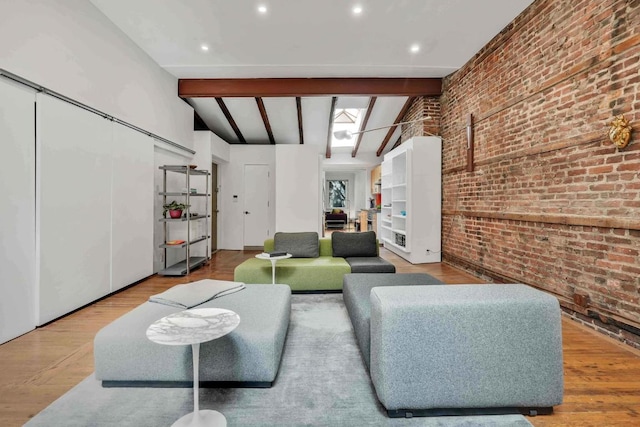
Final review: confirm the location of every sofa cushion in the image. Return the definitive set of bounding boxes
[343,273,443,368]
[274,232,319,258]
[369,285,564,411]
[346,257,396,273]
[234,257,350,292]
[332,231,377,257]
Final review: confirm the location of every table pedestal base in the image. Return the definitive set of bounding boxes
[172,409,227,427]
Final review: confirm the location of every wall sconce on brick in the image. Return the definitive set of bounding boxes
[607,114,633,149]
[466,113,474,172]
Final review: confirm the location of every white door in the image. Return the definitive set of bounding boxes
[0,78,36,343]
[243,165,270,247]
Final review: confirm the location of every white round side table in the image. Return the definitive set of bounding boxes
[146,308,240,427]
[255,253,292,284]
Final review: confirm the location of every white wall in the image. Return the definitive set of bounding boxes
[219,145,276,250]
[322,150,382,169]
[207,132,231,163]
[0,0,193,149]
[275,145,321,233]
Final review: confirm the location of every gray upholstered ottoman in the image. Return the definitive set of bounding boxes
[94,284,290,387]
[343,273,443,367]
[370,284,564,417]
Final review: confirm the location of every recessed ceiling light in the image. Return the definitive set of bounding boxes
[410,44,420,53]
[353,6,363,15]
[201,44,209,52]
[258,5,267,14]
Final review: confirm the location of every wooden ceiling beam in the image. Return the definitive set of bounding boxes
[255,97,275,144]
[325,97,338,159]
[351,96,377,158]
[179,78,441,98]
[376,97,415,157]
[215,98,246,143]
[296,97,304,145]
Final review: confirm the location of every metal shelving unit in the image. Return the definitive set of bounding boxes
[158,165,211,276]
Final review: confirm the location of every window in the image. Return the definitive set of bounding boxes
[327,180,348,208]
[331,108,364,148]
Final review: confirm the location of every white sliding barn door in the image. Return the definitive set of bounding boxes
[37,94,112,325]
[0,78,36,343]
[111,124,154,291]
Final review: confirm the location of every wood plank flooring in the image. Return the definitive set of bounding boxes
[1,248,639,426]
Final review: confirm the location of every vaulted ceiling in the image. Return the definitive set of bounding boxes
[89,0,535,160]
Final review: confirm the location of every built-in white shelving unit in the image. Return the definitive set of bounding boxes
[159,165,211,276]
[381,136,442,264]
[380,160,393,244]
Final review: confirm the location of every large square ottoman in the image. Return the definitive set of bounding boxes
[343,273,443,368]
[94,284,290,387]
[370,284,564,417]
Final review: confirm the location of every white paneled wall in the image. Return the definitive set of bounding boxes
[0,79,36,343]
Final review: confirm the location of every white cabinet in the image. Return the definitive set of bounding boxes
[381,136,441,264]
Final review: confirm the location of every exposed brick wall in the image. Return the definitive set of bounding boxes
[437,0,640,348]
[400,96,441,142]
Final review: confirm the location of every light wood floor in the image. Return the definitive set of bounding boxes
[1,248,639,427]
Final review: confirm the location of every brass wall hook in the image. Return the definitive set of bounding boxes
[607,115,633,149]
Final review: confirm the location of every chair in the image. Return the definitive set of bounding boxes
[325,209,348,229]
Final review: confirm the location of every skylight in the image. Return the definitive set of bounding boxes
[332,108,363,148]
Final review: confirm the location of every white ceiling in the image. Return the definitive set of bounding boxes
[89,0,534,158]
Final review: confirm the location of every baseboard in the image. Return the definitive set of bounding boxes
[102,380,272,388]
[387,406,553,418]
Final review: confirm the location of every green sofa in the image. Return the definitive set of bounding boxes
[234,237,350,292]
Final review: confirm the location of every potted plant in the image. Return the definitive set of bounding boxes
[162,200,190,219]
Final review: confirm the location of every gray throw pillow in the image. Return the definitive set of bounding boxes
[273,232,319,258]
[332,231,377,257]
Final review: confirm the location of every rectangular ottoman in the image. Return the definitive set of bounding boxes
[342,273,443,368]
[94,284,290,387]
[370,284,564,417]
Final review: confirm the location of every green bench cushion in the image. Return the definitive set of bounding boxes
[234,256,350,292]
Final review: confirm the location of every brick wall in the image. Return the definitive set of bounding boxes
[399,96,441,142]
[438,0,640,347]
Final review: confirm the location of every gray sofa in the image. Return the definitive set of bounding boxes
[94,284,290,387]
[332,231,395,274]
[343,274,564,417]
[343,273,443,368]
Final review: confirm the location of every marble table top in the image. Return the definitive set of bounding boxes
[146,308,240,346]
[255,253,292,261]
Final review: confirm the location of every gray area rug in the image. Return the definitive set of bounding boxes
[26,294,533,427]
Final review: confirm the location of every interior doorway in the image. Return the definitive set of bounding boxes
[210,162,218,254]
[243,164,270,249]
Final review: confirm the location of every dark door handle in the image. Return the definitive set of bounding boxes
[244,211,250,214]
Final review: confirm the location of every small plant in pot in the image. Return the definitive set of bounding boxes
[163,201,190,219]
